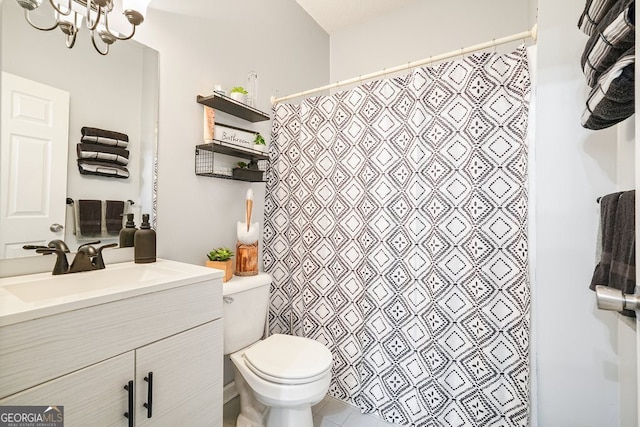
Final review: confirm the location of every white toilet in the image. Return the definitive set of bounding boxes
[223,273,333,427]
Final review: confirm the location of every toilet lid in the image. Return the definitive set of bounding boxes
[243,334,332,385]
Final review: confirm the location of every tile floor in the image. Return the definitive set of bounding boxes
[223,394,402,427]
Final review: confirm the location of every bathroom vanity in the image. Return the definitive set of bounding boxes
[0,259,223,426]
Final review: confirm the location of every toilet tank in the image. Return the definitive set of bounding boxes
[222,272,272,354]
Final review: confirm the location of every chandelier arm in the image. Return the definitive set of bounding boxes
[24,9,59,31]
[65,31,78,49]
[103,11,136,41]
[90,31,109,56]
[85,1,101,31]
[47,0,72,16]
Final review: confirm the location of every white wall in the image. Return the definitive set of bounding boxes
[131,1,329,387]
[133,1,329,266]
[329,0,532,84]
[535,0,622,425]
[329,0,625,425]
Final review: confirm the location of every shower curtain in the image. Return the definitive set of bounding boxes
[265,46,530,426]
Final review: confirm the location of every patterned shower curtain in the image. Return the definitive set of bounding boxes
[264,46,531,426]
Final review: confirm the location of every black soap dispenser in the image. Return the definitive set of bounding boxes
[119,213,137,248]
[134,213,156,263]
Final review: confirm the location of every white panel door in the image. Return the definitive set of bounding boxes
[0,72,70,258]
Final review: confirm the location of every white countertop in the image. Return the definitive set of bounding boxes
[0,259,223,327]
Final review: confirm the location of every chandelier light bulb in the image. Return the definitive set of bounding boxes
[16,0,42,11]
[97,26,117,45]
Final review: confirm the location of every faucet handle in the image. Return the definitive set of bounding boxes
[23,245,49,250]
[94,243,118,269]
[48,239,70,253]
[78,241,101,251]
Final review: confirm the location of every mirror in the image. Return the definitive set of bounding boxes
[0,0,158,261]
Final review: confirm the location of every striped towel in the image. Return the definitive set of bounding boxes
[77,143,130,166]
[582,0,635,87]
[582,47,634,130]
[77,159,130,179]
[590,191,636,317]
[578,0,621,35]
[81,126,129,148]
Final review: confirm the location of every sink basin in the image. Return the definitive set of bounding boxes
[0,259,223,327]
[4,264,185,303]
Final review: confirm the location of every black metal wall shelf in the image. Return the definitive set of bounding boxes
[197,140,268,160]
[197,93,270,122]
[195,140,268,182]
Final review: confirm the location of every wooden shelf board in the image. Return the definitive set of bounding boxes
[197,93,270,122]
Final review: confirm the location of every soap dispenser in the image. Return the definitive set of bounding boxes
[134,213,156,263]
[119,213,137,248]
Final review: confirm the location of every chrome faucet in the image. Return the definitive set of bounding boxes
[24,240,117,275]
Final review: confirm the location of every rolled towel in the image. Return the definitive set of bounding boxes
[77,199,102,237]
[77,143,129,165]
[581,0,635,88]
[105,200,125,235]
[77,159,130,179]
[81,126,129,141]
[81,127,129,148]
[578,0,620,36]
[80,135,129,149]
[582,47,634,130]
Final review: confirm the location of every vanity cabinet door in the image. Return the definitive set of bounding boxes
[135,319,223,426]
[0,351,134,426]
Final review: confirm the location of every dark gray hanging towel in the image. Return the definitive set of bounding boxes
[105,200,125,235]
[591,190,636,317]
[78,199,102,237]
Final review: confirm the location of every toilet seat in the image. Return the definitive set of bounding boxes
[243,334,332,385]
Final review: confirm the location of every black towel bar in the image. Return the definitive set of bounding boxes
[67,198,135,205]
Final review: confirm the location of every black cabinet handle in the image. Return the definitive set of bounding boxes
[123,380,134,427]
[143,372,153,418]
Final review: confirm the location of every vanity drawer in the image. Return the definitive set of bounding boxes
[0,278,222,399]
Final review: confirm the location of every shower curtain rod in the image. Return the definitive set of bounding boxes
[271,25,538,105]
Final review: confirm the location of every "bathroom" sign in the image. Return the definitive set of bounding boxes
[212,123,255,150]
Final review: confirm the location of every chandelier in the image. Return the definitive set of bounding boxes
[15,0,151,55]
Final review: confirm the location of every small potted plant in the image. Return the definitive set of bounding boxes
[229,86,248,104]
[233,161,263,181]
[206,247,234,282]
[254,133,267,152]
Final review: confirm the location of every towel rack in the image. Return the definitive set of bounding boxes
[66,198,135,205]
